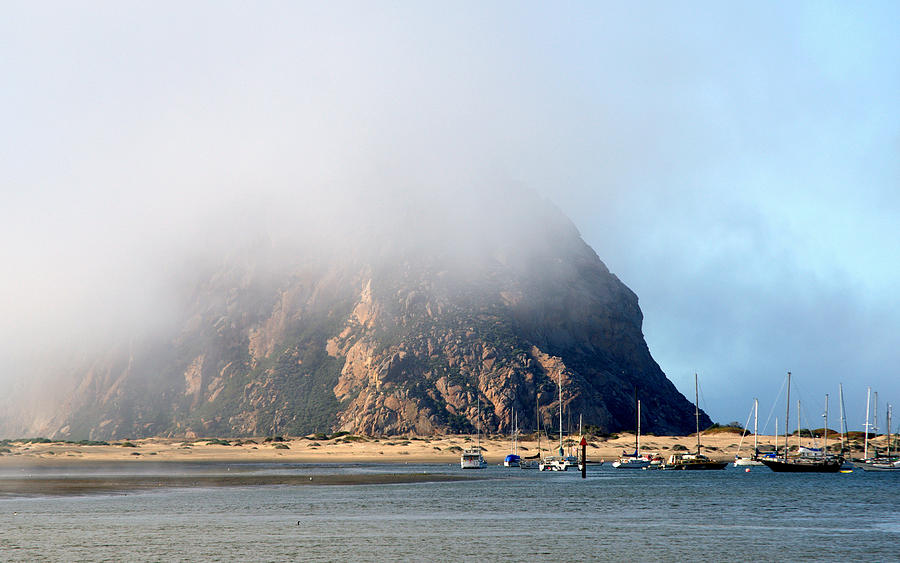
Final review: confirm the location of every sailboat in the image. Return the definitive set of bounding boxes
[613,391,650,469]
[460,395,487,469]
[539,371,578,471]
[734,398,764,466]
[861,403,900,471]
[664,374,728,470]
[504,411,521,467]
[760,372,843,473]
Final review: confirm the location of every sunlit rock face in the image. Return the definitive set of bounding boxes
[34,190,709,439]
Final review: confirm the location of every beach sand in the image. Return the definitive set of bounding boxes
[0,430,799,467]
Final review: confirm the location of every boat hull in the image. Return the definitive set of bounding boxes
[857,459,900,471]
[460,449,487,469]
[612,459,651,469]
[860,465,900,471]
[665,461,728,470]
[664,452,727,470]
[761,458,843,473]
[503,454,521,467]
[734,456,764,467]
[539,456,579,471]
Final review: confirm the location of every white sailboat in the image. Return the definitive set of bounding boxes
[460,396,487,469]
[734,398,764,466]
[540,371,578,471]
[613,393,650,469]
[861,403,900,471]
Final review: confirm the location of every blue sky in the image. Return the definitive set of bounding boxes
[1,2,897,432]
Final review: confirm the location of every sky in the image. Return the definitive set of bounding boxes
[2,2,898,433]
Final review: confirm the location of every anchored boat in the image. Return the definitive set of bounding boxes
[613,391,650,469]
[460,396,487,469]
[760,372,843,473]
[539,370,579,471]
[664,374,727,470]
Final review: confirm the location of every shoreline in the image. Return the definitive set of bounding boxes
[0,430,829,467]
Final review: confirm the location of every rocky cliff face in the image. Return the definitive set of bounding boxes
[32,192,710,439]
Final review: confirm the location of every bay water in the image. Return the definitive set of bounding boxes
[1,462,897,561]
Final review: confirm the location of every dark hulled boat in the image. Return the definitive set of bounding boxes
[762,372,844,473]
[761,456,843,473]
[665,452,729,470]
[664,374,727,470]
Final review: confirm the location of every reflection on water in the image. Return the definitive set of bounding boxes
[0,463,896,561]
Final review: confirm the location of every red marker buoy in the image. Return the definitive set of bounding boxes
[580,436,587,479]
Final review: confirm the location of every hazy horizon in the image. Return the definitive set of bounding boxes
[2,3,898,434]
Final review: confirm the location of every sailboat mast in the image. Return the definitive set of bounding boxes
[695,373,701,455]
[824,394,829,457]
[753,398,758,453]
[865,387,871,460]
[477,395,481,451]
[515,411,518,456]
[558,371,563,455]
[633,387,639,454]
[888,404,893,459]
[874,392,879,436]
[839,383,846,453]
[784,372,791,462]
[888,403,894,459]
[637,399,642,456]
[536,393,541,459]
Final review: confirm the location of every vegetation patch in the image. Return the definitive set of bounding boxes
[704,424,744,434]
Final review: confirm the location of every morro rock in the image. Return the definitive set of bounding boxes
[29,189,710,439]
